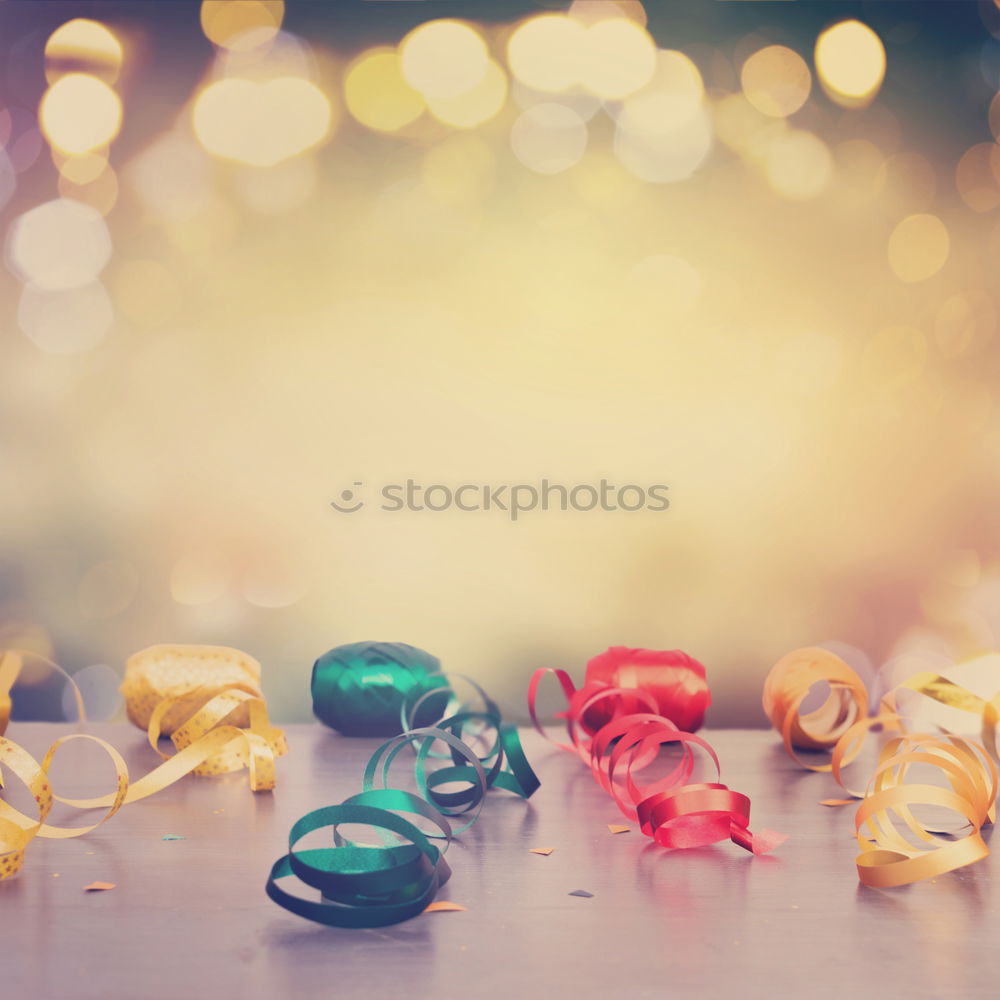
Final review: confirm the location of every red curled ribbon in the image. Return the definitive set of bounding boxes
[528,658,785,856]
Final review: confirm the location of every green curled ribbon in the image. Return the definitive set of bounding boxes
[267,661,539,927]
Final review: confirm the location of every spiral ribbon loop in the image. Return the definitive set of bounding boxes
[855,733,997,888]
[0,644,286,880]
[267,671,539,927]
[763,646,1000,884]
[529,666,785,856]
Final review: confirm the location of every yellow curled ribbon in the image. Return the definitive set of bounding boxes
[763,646,1000,885]
[0,644,286,880]
[855,733,996,888]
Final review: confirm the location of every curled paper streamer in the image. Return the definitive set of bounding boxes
[0,644,286,881]
[267,664,539,928]
[763,646,1000,884]
[528,655,785,856]
[311,641,450,736]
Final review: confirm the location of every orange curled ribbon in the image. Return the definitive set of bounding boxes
[763,646,1000,884]
[529,667,785,855]
[0,644,286,880]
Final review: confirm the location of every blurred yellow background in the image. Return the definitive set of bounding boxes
[2,0,1000,724]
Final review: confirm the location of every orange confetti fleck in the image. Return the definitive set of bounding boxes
[529,847,554,855]
[820,799,854,807]
[423,901,467,913]
[607,824,631,834]
[84,881,115,891]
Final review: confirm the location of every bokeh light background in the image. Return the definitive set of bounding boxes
[3,0,1000,725]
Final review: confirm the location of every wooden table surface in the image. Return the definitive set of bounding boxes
[2,722,995,999]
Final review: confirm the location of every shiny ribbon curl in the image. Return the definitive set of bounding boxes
[267,672,539,928]
[528,666,785,856]
[0,645,286,881]
[763,646,1000,885]
[855,733,996,888]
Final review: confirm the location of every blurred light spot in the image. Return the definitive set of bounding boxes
[887,213,949,283]
[615,102,711,183]
[511,79,601,121]
[578,18,656,100]
[610,49,704,131]
[861,326,927,388]
[875,151,936,213]
[427,59,507,128]
[0,149,15,211]
[713,93,774,152]
[112,258,179,327]
[170,551,231,605]
[568,0,647,27]
[764,129,832,199]
[45,18,123,84]
[55,150,108,185]
[628,255,701,314]
[990,91,1000,140]
[507,14,654,100]
[235,155,317,213]
[422,133,495,205]
[18,281,113,354]
[62,663,122,721]
[510,102,588,174]
[57,163,118,215]
[201,0,284,52]
[128,131,214,220]
[40,73,122,155]
[773,331,844,392]
[7,198,111,290]
[507,15,585,93]
[78,559,138,619]
[815,20,886,108]
[214,28,316,83]
[955,143,1000,213]
[934,291,996,359]
[400,20,489,99]
[344,48,424,132]
[740,44,811,118]
[241,565,306,608]
[192,76,333,166]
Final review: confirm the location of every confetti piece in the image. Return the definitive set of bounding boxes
[529,847,554,855]
[568,889,594,898]
[161,834,185,840]
[84,882,115,892]
[820,799,853,807]
[607,824,630,834]
[423,901,467,913]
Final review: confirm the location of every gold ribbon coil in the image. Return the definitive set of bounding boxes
[0,644,286,881]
